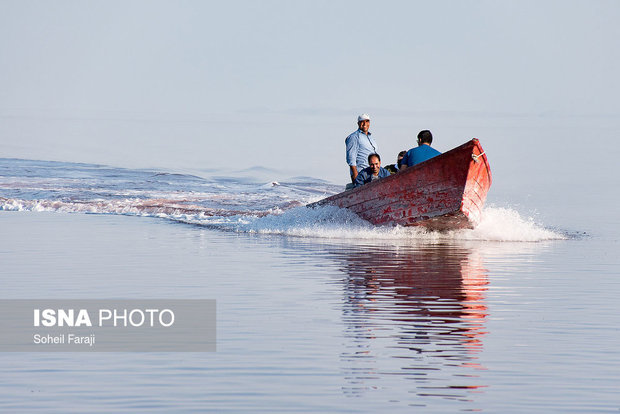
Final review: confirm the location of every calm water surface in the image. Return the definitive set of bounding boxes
[1,210,618,413]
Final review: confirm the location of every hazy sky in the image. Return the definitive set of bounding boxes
[1,0,619,182]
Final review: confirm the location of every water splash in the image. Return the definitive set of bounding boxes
[186,205,565,242]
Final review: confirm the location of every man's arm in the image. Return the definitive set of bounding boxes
[349,165,358,182]
[399,152,409,171]
[345,134,358,181]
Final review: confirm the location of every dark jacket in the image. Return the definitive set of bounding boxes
[353,166,390,188]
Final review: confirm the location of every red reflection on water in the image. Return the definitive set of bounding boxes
[336,244,489,401]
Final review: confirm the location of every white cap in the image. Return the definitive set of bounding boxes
[358,113,370,122]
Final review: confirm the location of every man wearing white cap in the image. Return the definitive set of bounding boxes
[345,114,378,182]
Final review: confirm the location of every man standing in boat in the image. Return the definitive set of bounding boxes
[353,153,390,188]
[345,114,378,182]
[400,130,441,169]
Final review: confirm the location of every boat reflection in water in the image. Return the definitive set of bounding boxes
[333,243,489,404]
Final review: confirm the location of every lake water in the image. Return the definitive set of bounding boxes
[0,154,619,413]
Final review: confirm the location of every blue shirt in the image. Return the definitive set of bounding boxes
[345,129,378,171]
[353,166,391,188]
[402,145,442,167]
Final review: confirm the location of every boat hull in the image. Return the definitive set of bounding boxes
[308,139,492,231]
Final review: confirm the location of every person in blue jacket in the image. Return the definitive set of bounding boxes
[353,153,391,188]
[401,130,441,169]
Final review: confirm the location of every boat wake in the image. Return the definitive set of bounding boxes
[0,158,565,242]
[183,204,565,242]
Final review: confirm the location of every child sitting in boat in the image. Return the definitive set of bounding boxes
[384,150,407,174]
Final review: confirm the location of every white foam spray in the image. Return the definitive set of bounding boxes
[187,205,566,242]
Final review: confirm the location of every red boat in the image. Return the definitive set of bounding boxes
[308,139,492,231]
